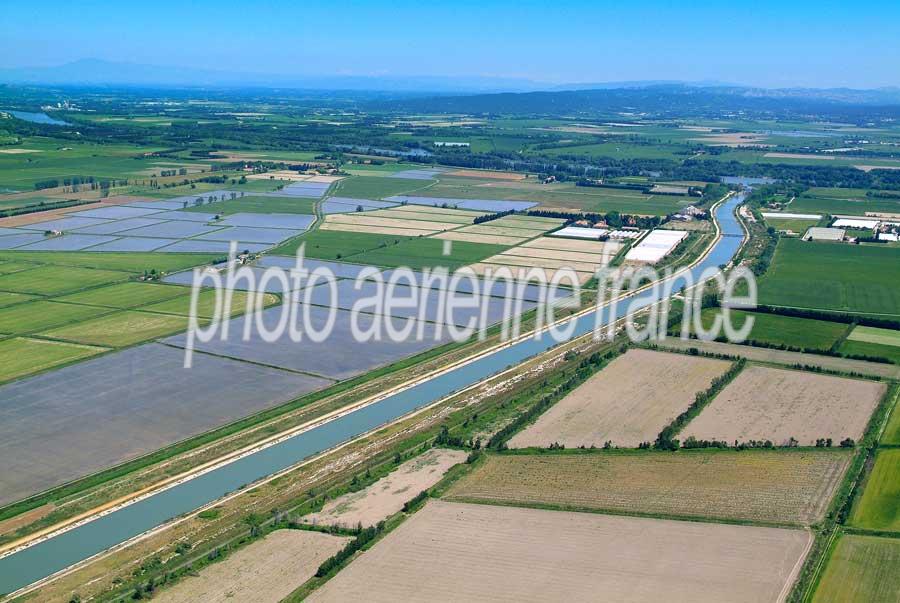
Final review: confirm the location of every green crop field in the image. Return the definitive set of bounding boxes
[763,216,820,234]
[0,291,36,308]
[883,401,900,445]
[849,449,900,532]
[813,535,900,603]
[839,339,900,364]
[847,325,900,347]
[758,239,900,317]
[839,326,900,364]
[0,261,35,275]
[0,265,130,295]
[0,300,115,334]
[329,176,432,199]
[183,194,316,215]
[42,310,190,347]
[417,180,692,215]
[0,337,107,382]
[350,238,508,270]
[0,138,165,192]
[0,252,220,274]
[680,308,848,351]
[272,229,419,259]
[141,289,277,319]
[790,195,900,216]
[56,282,188,309]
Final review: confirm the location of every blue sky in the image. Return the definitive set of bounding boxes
[1,0,898,88]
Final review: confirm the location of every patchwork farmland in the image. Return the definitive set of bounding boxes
[509,349,731,448]
[2,76,900,603]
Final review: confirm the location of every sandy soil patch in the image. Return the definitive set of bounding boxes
[318,222,434,237]
[155,529,348,603]
[484,253,601,273]
[855,164,900,172]
[683,365,885,446]
[520,236,617,253]
[764,152,834,161]
[326,213,460,232]
[246,170,311,181]
[447,169,526,180]
[308,500,811,603]
[510,349,732,448]
[447,450,851,525]
[303,448,466,529]
[0,149,42,154]
[433,231,527,246]
[0,502,55,539]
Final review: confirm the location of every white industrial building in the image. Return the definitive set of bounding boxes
[624,229,688,263]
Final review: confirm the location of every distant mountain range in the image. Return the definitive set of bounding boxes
[1,59,899,107]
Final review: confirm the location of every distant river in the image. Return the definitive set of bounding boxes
[1,109,69,126]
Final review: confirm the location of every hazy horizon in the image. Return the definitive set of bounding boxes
[2,0,898,89]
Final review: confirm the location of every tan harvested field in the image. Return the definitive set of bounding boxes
[683,365,885,446]
[433,231,527,246]
[467,262,594,285]
[483,253,601,273]
[446,169,526,180]
[521,236,618,253]
[488,216,563,229]
[303,448,466,529]
[318,222,434,237]
[650,184,689,194]
[656,338,900,379]
[503,246,619,264]
[456,224,545,238]
[389,204,486,218]
[156,529,348,603]
[308,500,812,603]
[364,208,474,224]
[500,215,565,225]
[326,213,460,232]
[245,170,311,181]
[0,148,42,154]
[467,262,594,284]
[307,174,344,183]
[510,349,731,448]
[446,450,851,525]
